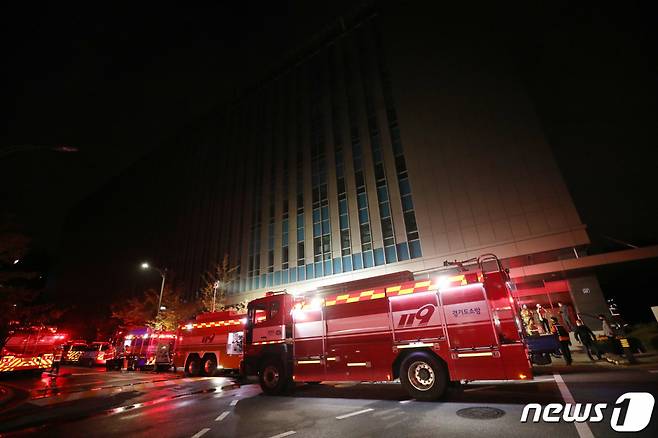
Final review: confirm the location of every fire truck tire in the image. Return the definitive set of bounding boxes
[400,352,448,401]
[185,356,201,377]
[259,358,291,395]
[202,356,218,376]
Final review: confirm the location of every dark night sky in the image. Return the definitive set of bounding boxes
[2,2,657,322]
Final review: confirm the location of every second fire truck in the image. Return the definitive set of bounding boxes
[241,254,532,400]
[175,310,246,376]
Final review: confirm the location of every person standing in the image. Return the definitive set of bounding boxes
[536,304,550,333]
[558,301,576,332]
[551,317,572,365]
[598,314,615,339]
[574,319,602,360]
[51,344,63,375]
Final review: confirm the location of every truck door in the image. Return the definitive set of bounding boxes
[292,306,326,381]
[440,283,506,380]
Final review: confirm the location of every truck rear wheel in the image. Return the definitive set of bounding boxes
[185,357,201,377]
[259,358,290,395]
[400,351,448,401]
[202,356,217,376]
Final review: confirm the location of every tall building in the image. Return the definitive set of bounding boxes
[153,3,622,327]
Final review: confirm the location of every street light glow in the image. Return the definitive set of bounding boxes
[13,259,20,265]
[141,262,149,269]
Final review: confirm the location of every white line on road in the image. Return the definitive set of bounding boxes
[268,431,296,438]
[336,408,375,419]
[399,399,413,404]
[463,385,496,393]
[230,399,239,406]
[554,373,594,438]
[215,411,230,422]
[190,428,210,438]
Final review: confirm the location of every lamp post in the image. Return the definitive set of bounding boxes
[141,262,167,317]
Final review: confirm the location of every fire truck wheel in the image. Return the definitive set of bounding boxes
[259,358,290,395]
[185,357,201,377]
[202,357,218,376]
[400,352,448,401]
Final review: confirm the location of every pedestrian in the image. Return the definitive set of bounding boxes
[551,317,572,365]
[51,344,63,375]
[558,301,575,332]
[536,304,550,333]
[574,319,602,360]
[598,314,615,339]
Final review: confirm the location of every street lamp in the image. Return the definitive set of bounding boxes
[140,262,167,317]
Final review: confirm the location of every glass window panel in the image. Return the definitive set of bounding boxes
[398,242,409,261]
[359,208,369,224]
[282,269,289,284]
[339,214,349,229]
[321,206,329,219]
[324,260,331,276]
[297,228,304,241]
[341,229,350,248]
[395,155,407,174]
[314,262,323,277]
[297,213,304,225]
[379,202,390,219]
[404,211,418,233]
[297,242,305,259]
[363,250,374,268]
[399,178,411,196]
[360,224,371,243]
[355,171,364,188]
[407,231,419,241]
[322,234,331,252]
[313,223,322,237]
[401,194,414,211]
[339,199,348,214]
[261,274,267,289]
[298,267,306,281]
[322,219,330,234]
[374,248,385,266]
[352,253,363,270]
[385,245,397,263]
[357,192,368,209]
[375,163,385,180]
[306,264,314,279]
[312,209,321,222]
[290,267,297,282]
[342,255,353,272]
[274,271,281,286]
[377,186,388,202]
[409,240,422,259]
[333,257,342,274]
[381,217,394,239]
[384,237,395,247]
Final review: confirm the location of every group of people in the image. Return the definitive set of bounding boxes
[521,300,614,365]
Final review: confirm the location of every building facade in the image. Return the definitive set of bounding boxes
[164,4,611,326]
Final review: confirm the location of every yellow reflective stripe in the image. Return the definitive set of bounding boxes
[414,280,431,288]
[336,294,350,301]
[371,292,386,299]
[386,285,401,292]
[346,297,360,303]
[360,290,374,297]
[398,288,414,295]
[325,300,336,306]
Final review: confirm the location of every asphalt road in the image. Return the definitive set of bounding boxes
[1,362,657,437]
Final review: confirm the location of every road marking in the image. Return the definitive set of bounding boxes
[215,411,230,422]
[190,428,210,438]
[464,385,496,393]
[336,408,374,419]
[268,431,296,438]
[399,399,413,404]
[230,399,239,406]
[554,373,594,438]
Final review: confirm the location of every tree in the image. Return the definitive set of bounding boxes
[198,254,241,312]
[111,282,200,331]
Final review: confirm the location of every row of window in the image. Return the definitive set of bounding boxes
[240,240,421,291]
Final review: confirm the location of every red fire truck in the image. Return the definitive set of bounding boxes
[0,326,68,374]
[175,310,246,376]
[242,254,532,400]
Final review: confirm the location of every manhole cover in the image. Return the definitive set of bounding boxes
[456,407,505,420]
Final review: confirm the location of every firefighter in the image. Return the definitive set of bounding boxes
[557,301,575,332]
[598,314,615,339]
[551,317,572,365]
[51,344,63,375]
[574,319,602,361]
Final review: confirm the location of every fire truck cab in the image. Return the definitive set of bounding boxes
[242,254,531,400]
